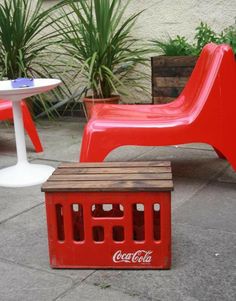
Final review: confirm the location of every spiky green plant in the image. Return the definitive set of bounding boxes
[0,0,71,117]
[56,0,149,99]
[151,35,196,56]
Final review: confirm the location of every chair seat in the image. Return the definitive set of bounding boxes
[90,108,189,130]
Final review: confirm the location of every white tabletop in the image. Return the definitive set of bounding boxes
[0,78,61,101]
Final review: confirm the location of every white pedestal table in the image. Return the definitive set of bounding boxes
[0,78,61,187]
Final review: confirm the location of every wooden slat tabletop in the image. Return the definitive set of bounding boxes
[42,161,173,192]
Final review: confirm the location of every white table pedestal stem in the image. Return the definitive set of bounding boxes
[12,100,28,164]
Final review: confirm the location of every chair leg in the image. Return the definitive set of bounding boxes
[80,131,119,162]
[80,140,114,162]
[21,103,43,153]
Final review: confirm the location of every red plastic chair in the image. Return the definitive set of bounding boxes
[0,100,43,152]
[80,43,236,171]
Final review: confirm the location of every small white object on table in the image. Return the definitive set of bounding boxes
[0,78,61,187]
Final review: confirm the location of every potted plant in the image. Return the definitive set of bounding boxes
[0,0,69,118]
[151,22,236,103]
[56,0,148,119]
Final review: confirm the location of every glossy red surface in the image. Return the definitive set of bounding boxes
[80,43,236,170]
[45,191,171,269]
[0,99,43,152]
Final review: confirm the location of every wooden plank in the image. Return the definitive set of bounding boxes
[42,180,174,192]
[151,56,198,67]
[152,86,183,97]
[47,173,172,182]
[151,56,197,105]
[58,161,171,169]
[42,161,173,192]
[153,96,175,104]
[152,66,194,77]
[53,166,171,175]
[155,77,189,88]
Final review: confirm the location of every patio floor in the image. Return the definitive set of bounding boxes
[0,117,235,301]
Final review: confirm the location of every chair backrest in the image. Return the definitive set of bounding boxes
[174,43,235,120]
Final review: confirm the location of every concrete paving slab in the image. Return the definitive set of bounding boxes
[135,146,228,179]
[29,119,85,162]
[106,146,155,162]
[0,159,58,223]
[172,176,209,210]
[0,185,43,223]
[0,204,93,281]
[176,143,213,151]
[1,119,85,161]
[56,282,145,301]
[173,181,236,233]
[0,122,15,140]
[35,140,80,162]
[217,166,236,184]
[34,119,85,143]
[85,224,236,301]
[0,154,17,168]
[0,260,72,301]
[0,136,16,156]
[0,122,38,155]
[1,118,235,301]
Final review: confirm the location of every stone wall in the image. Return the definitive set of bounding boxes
[43,0,236,38]
[124,0,236,41]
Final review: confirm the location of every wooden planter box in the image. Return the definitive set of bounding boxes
[151,56,198,104]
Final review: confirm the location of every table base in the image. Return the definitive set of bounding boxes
[0,162,55,187]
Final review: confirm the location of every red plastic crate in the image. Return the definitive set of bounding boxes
[42,161,173,269]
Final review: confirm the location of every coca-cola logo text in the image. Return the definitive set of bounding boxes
[113,250,153,264]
